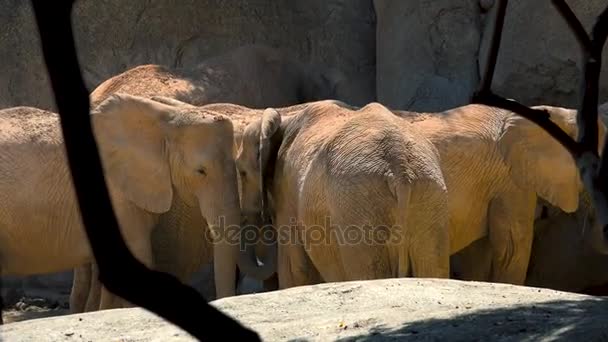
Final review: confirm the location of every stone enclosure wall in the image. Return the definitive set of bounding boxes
[2,0,608,300]
[3,0,608,112]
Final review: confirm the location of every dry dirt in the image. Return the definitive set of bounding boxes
[2,278,608,341]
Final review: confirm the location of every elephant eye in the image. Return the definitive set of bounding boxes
[197,167,207,176]
[239,170,247,178]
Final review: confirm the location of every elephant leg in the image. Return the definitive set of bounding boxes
[450,237,492,281]
[99,234,154,310]
[487,191,536,285]
[84,262,102,312]
[262,273,279,292]
[275,213,322,289]
[401,182,450,278]
[255,238,278,292]
[329,215,393,281]
[69,264,91,313]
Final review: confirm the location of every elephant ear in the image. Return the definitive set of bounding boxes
[259,108,282,219]
[91,93,174,213]
[259,108,282,168]
[498,107,580,213]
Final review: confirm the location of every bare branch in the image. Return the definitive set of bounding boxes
[552,1,608,155]
[29,0,260,340]
[589,4,608,54]
[471,0,608,233]
[551,0,593,52]
[472,92,582,156]
[476,0,509,93]
[471,0,581,157]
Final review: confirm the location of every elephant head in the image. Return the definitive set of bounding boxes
[498,105,607,251]
[234,108,283,281]
[151,95,278,282]
[91,93,242,298]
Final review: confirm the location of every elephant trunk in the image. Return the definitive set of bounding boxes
[237,212,277,281]
[200,184,241,299]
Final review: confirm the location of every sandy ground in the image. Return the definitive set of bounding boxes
[2,278,608,341]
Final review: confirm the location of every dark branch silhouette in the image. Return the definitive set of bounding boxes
[472,0,608,233]
[29,0,261,340]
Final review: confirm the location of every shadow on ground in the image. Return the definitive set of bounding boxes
[337,298,608,341]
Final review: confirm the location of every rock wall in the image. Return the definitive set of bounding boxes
[375,0,608,111]
[374,0,482,111]
[0,0,376,110]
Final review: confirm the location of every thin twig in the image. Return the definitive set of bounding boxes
[477,0,509,93]
[471,0,608,233]
[471,0,582,156]
[551,0,593,52]
[30,0,260,340]
[473,92,582,156]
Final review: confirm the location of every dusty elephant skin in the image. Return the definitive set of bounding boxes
[390,104,606,285]
[71,43,338,314]
[2,278,608,341]
[236,102,606,288]
[0,94,246,312]
[89,44,349,110]
[237,100,450,287]
[70,101,310,314]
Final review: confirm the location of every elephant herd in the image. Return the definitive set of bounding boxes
[1,44,607,315]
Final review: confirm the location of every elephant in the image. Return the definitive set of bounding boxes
[237,100,451,288]
[71,43,347,313]
[89,44,347,109]
[236,102,606,289]
[70,99,307,313]
[447,107,608,288]
[0,93,264,311]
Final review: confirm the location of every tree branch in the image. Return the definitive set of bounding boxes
[551,0,593,52]
[472,0,608,234]
[29,1,260,340]
[472,92,582,156]
[476,0,509,93]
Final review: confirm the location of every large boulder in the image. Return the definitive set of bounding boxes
[2,278,608,341]
[374,0,482,112]
[478,0,608,107]
[374,0,608,111]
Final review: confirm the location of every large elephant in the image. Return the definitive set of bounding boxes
[89,44,346,109]
[0,93,256,311]
[237,102,605,288]
[448,108,608,287]
[237,100,450,288]
[71,43,346,313]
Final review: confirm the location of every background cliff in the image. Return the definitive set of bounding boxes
[2,0,608,112]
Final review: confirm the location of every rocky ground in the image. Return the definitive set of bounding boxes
[2,278,608,341]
